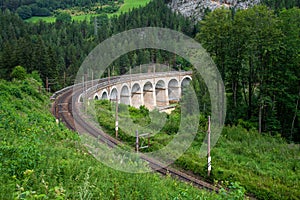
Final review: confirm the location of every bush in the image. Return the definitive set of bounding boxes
[16,6,32,19]
[102,5,119,13]
[11,66,27,80]
[30,4,51,16]
[30,71,43,84]
[56,12,72,24]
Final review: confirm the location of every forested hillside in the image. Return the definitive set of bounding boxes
[0,0,122,19]
[0,0,299,141]
[0,0,193,90]
[0,69,227,199]
[0,0,299,199]
[262,0,300,9]
[196,6,300,141]
[1,0,113,11]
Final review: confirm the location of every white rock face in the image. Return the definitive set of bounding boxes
[169,0,261,21]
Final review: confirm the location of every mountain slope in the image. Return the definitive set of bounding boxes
[168,0,260,20]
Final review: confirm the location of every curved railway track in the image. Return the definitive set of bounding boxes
[52,84,218,192]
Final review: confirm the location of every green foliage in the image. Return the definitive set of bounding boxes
[177,125,300,199]
[102,5,120,13]
[30,4,51,17]
[0,0,194,92]
[30,70,43,84]
[95,101,300,199]
[196,6,300,141]
[2,0,150,21]
[56,12,72,24]
[1,0,120,12]
[16,5,32,19]
[162,111,180,135]
[262,0,300,10]
[0,78,221,200]
[11,66,27,80]
[116,0,150,14]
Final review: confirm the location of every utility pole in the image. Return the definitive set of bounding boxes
[47,78,57,93]
[94,17,98,37]
[46,77,49,92]
[115,96,118,138]
[63,72,66,88]
[207,116,211,177]
[108,68,110,85]
[91,70,94,88]
[84,73,88,113]
[135,130,139,153]
[130,66,132,90]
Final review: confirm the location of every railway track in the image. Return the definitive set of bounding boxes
[52,85,218,192]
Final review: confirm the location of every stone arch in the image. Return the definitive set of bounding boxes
[131,83,142,108]
[120,84,130,105]
[110,87,118,102]
[181,76,192,97]
[94,93,99,100]
[168,79,179,103]
[181,76,192,88]
[155,80,167,107]
[78,94,83,103]
[143,81,154,109]
[101,90,108,100]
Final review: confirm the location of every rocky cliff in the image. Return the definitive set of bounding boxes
[169,0,261,21]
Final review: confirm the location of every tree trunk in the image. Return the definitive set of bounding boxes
[248,57,253,119]
[259,104,262,134]
[291,86,300,139]
[232,79,237,108]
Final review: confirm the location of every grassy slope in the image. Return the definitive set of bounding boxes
[25,16,56,23]
[117,0,151,14]
[0,78,220,199]
[95,100,300,200]
[25,0,151,23]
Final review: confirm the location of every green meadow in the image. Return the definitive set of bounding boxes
[25,0,152,23]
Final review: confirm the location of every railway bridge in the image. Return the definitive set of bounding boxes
[81,71,193,111]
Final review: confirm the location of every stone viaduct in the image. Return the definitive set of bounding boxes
[82,71,192,111]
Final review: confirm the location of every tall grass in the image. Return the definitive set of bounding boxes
[95,100,300,199]
[0,78,221,199]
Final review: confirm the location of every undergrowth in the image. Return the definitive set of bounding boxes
[95,100,300,200]
[0,77,224,199]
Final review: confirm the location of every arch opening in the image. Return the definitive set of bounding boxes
[181,76,192,98]
[143,81,154,110]
[101,91,108,100]
[110,88,118,102]
[131,83,142,108]
[168,79,179,103]
[120,85,130,105]
[155,80,167,107]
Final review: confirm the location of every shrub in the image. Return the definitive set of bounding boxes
[56,12,72,24]
[11,66,27,81]
[16,6,32,19]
